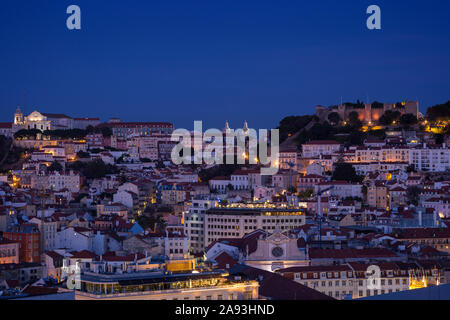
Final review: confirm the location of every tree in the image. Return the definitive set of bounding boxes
[331,163,361,183]
[361,185,368,197]
[379,110,401,126]
[77,150,90,159]
[156,160,165,169]
[348,111,362,128]
[426,101,450,121]
[298,189,313,200]
[48,161,63,172]
[277,115,314,143]
[400,113,418,127]
[435,134,445,145]
[100,127,113,137]
[348,131,365,146]
[406,186,422,206]
[327,112,341,125]
[371,101,384,109]
[14,129,42,140]
[82,159,116,179]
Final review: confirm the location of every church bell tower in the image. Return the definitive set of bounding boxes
[14,106,23,125]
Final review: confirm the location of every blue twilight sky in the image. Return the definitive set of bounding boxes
[0,0,449,130]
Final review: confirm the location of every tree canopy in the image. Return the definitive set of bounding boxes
[378,110,401,126]
[426,101,450,121]
[399,113,418,127]
[277,115,314,143]
[327,112,341,125]
[331,163,362,183]
[48,161,63,172]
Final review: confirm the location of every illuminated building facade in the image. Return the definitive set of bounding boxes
[185,202,306,254]
[75,270,259,300]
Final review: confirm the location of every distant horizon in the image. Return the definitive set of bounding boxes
[0,98,439,130]
[1,1,449,129]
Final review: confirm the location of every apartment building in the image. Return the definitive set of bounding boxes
[314,181,363,199]
[0,122,13,137]
[279,148,298,170]
[185,202,306,254]
[184,196,218,254]
[3,224,41,263]
[86,133,104,148]
[73,117,100,129]
[29,216,58,251]
[354,146,410,163]
[278,261,427,299]
[297,174,326,192]
[394,228,450,253]
[48,171,81,193]
[0,239,19,264]
[409,143,450,172]
[302,140,341,158]
[367,183,389,210]
[352,162,409,176]
[130,134,171,161]
[30,170,81,193]
[97,122,173,138]
[159,182,189,205]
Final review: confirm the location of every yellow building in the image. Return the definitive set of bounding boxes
[367,184,389,210]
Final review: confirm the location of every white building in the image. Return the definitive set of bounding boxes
[409,143,450,172]
[56,227,93,252]
[48,171,81,193]
[314,181,363,199]
[209,177,231,193]
[184,196,218,254]
[186,203,306,254]
[302,140,341,158]
[30,216,58,251]
[0,122,12,137]
[13,108,74,132]
[230,170,250,190]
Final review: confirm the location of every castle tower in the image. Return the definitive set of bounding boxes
[14,106,23,125]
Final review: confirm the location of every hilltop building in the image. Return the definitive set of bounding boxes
[315,100,419,124]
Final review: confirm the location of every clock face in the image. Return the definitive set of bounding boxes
[272,246,284,258]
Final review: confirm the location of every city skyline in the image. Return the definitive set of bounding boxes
[1,0,450,129]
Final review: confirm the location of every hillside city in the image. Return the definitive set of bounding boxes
[0,100,449,300]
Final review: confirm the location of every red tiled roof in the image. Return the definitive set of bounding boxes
[0,122,12,128]
[309,248,398,259]
[236,266,334,300]
[395,228,450,239]
[69,250,98,259]
[303,140,340,145]
[214,252,238,269]
[21,285,59,296]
